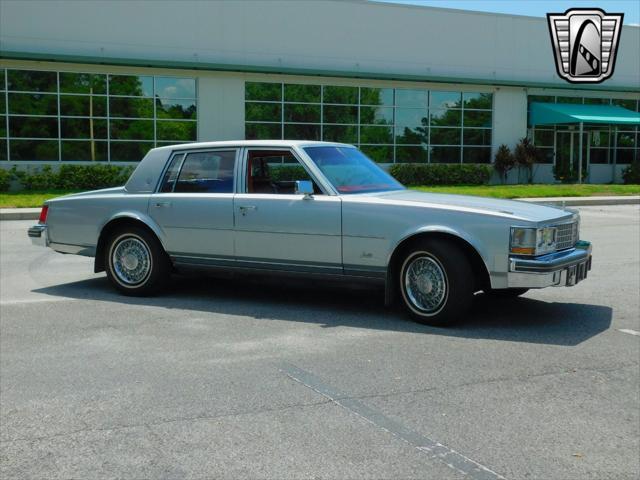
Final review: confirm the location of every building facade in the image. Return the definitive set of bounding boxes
[0,0,639,183]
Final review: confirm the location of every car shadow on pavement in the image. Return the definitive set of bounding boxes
[33,273,612,346]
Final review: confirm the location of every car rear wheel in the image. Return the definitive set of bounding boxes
[398,239,474,326]
[105,226,170,295]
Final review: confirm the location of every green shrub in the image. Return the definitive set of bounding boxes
[269,165,309,182]
[388,163,492,186]
[0,168,11,192]
[493,144,515,184]
[514,137,539,184]
[11,164,135,191]
[622,162,640,184]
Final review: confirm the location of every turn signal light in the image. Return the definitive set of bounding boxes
[510,246,536,255]
[38,205,49,224]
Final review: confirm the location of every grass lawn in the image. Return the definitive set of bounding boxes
[0,184,639,208]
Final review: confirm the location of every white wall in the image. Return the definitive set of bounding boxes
[492,88,528,155]
[1,0,638,90]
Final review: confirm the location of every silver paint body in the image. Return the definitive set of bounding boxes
[30,140,589,290]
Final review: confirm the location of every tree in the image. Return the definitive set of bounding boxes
[493,144,515,183]
[514,137,538,184]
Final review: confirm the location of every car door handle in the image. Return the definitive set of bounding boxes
[239,205,257,215]
[153,201,172,208]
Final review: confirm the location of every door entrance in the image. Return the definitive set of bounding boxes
[555,130,589,182]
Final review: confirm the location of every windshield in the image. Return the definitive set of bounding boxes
[303,146,405,194]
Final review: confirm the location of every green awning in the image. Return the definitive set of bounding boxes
[529,102,640,126]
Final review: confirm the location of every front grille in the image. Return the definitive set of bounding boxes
[556,221,578,250]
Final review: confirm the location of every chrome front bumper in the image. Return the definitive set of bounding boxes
[507,240,592,288]
[28,224,48,247]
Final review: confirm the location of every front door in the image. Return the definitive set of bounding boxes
[149,149,238,263]
[556,130,589,181]
[233,148,342,273]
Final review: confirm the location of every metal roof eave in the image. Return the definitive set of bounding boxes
[1,49,640,93]
[529,102,640,126]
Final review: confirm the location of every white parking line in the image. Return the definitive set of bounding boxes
[618,329,640,337]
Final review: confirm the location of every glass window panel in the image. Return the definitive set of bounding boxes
[283,123,320,140]
[110,141,153,161]
[360,145,393,163]
[430,146,460,163]
[430,91,461,109]
[360,125,393,144]
[60,95,107,117]
[430,108,461,127]
[360,106,394,125]
[322,125,357,143]
[0,94,5,114]
[430,127,461,145]
[175,150,236,193]
[109,97,154,118]
[463,128,491,146]
[157,121,197,141]
[323,105,357,124]
[0,71,5,91]
[533,129,554,147]
[245,102,280,122]
[589,129,609,147]
[360,88,393,106]
[589,148,609,164]
[617,131,636,148]
[8,93,57,115]
[615,149,636,164]
[157,98,196,120]
[159,154,185,192]
[323,85,358,104]
[9,116,58,138]
[284,104,321,123]
[528,95,554,105]
[612,98,637,110]
[7,70,57,92]
[463,110,491,127]
[462,147,491,164]
[463,92,492,110]
[155,77,196,99]
[246,82,281,101]
[583,97,610,105]
[556,96,582,104]
[109,75,153,97]
[396,145,428,163]
[9,139,58,160]
[246,123,281,140]
[0,119,6,138]
[284,84,321,103]
[395,108,428,130]
[61,118,108,139]
[61,140,108,161]
[395,126,427,145]
[0,140,7,160]
[59,73,107,94]
[109,119,153,140]
[536,147,554,164]
[395,89,427,107]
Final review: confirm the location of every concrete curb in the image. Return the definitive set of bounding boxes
[1,196,638,221]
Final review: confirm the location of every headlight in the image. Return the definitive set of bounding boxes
[510,227,557,255]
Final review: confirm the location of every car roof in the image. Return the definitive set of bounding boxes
[152,140,354,151]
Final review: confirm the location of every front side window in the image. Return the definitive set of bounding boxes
[174,150,236,193]
[303,146,404,194]
[246,150,322,194]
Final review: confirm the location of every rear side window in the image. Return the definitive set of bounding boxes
[174,150,236,193]
[159,153,184,192]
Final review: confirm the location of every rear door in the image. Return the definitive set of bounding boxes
[233,148,342,273]
[149,149,238,264]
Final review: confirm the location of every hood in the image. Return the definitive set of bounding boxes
[366,190,574,223]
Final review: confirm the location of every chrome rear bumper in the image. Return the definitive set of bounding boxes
[507,240,592,288]
[28,224,48,247]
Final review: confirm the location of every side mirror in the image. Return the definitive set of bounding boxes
[295,180,314,198]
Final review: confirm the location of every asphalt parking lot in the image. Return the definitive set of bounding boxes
[1,205,639,480]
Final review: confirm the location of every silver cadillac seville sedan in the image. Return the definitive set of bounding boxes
[28,140,592,326]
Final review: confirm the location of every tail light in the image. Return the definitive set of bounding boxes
[38,205,49,224]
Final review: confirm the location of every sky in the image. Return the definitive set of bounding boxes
[373,1,640,25]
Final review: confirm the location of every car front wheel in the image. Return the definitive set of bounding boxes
[398,240,474,326]
[105,226,170,295]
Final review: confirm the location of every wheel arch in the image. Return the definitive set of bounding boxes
[94,213,167,273]
[384,227,491,306]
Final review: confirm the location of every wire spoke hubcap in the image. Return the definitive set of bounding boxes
[112,236,151,285]
[404,255,447,314]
